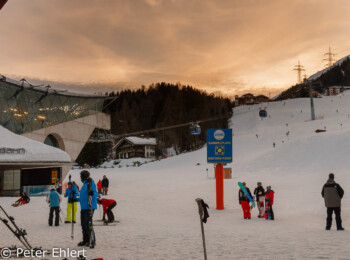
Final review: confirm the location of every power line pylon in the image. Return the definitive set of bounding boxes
[323,46,336,67]
[293,61,305,84]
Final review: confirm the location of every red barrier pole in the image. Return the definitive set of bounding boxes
[216,164,224,210]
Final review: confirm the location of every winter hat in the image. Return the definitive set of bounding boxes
[50,185,56,191]
[257,182,262,185]
[329,173,335,180]
[68,182,72,186]
[266,186,271,190]
[242,182,246,186]
[80,170,90,181]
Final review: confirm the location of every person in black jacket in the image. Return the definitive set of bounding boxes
[239,182,253,219]
[102,175,109,195]
[254,182,265,218]
[321,173,344,230]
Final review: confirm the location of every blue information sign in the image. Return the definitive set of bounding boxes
[207,128,232,164]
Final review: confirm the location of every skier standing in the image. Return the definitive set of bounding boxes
[321,173,344,230]
[102,175,109,195]
[97,198,117,223]
[78,170,98,247]
[265,186,274,220]
[46,187,61,226]
[56,179,62,194]
[64,182,79,223]
[254,182,265,218]
[97,180,102,195]
[238,182,253,219]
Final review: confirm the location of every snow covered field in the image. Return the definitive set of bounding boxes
[2,92,350,259]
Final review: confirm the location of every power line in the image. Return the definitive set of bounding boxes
[111,114,231,149]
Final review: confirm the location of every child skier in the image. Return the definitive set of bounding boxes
[254,182,265,218]
[97,198,117,223]
[64,182,79,223]
[265,186,275,220]
[12,192,30,207]
[238,182,253,219]
[97,180,102,195]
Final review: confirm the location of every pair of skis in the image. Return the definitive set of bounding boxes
[87,177,96,248]
[0,205,32,250]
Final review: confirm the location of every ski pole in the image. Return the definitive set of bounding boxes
[195,198,207,260]
[71,202,74,239]
[59,208,63,223]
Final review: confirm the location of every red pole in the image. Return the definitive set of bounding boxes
[216,164,224,210]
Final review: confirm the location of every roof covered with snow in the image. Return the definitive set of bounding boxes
[125,137,157,145]
[0,125,71,164]
[114,136,157,150]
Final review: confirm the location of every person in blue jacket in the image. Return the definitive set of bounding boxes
[46,186,61,226]
[64,182,79,223]
[78,170,98,247]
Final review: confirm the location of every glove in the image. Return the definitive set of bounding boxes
[89,191,94,196]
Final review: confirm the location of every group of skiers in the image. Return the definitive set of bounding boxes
[97,175,109,195]
[45,171,116,247]
[238,182,274,220]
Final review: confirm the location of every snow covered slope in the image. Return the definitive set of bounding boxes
[1,92,350,259]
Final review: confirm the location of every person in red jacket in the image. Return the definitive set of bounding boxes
[238,182,253,219]
[97,198,117,223]
[265,186,275,220]
[97,180,102,195]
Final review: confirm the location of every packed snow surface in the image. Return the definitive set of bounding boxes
[2,92,350,259]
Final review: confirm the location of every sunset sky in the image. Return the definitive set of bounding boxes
[1,0,350,97]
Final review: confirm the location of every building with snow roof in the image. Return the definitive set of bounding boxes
[0,75,112,187]
[325,86,350,96]
[113,137,157,159]
[0,126,71,196]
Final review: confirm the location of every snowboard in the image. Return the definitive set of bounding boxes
[264,201,272,220]
[237,182,255,208]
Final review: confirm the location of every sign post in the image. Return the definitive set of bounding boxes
[207,129,233,210]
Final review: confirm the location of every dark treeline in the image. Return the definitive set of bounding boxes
[106,82,233,155]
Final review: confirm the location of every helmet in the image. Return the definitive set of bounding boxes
[80,170,90,181]
[242,182,246,186]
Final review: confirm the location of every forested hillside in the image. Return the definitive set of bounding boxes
[107,82,233,154]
